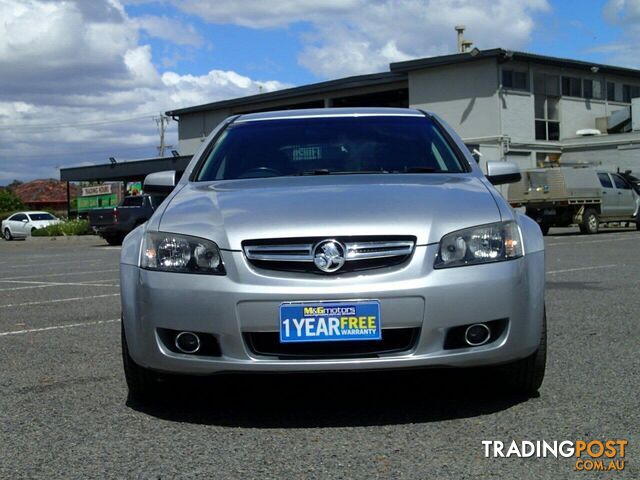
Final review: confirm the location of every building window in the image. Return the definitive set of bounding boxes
[582,79,603,100]
[502,69,528,90]
[534,73,560,141]
[534,73,560,96]
[622,85,640,103]
[562,76,582,97]
[534,95,560,141]
[607,82,619,102]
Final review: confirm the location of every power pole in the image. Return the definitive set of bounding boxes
[154,114,171,157]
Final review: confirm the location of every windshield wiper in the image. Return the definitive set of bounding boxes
[294,169,390,176]
[403,166,438,173]
[296,169,331,175]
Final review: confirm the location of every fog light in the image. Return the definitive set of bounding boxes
[175,331,200,354]
[464,323,491,346]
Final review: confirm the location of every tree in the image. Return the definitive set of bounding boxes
[0,189,24,212]
[8,179,23,188]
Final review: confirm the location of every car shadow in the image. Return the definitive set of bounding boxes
[127,368,533,428]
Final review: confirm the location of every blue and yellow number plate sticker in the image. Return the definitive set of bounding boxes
[280,301,381,343]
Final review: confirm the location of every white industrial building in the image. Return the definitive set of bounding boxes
[166,48,640,175]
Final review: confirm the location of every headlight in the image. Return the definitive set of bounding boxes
[434,221,523,269]
[141,232,225,275]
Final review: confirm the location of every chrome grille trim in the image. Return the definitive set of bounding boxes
[345,241,415,260]
[244,239,415,263]
[243,244,313,262]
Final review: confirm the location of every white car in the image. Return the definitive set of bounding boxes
[2,211,61,240]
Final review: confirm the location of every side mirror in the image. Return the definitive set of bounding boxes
[486,161,521,185]
[144,170,176,194]
[22,219,29,223]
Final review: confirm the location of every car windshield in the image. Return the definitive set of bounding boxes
[195,116,467,181]
[29,213,55,221]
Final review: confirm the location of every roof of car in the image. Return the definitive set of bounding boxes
[19,211,54,215]
[235,107,425,123]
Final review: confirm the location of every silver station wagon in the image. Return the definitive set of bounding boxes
[120,108,546,402]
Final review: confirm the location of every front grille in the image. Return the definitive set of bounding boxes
[243,236,416,274]
[244,328,419,359]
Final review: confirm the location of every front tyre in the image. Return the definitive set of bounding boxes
[3,228,12,241]
[501,312,547,396]
[121,322,162,403]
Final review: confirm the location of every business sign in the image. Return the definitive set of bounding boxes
[81,184,112,196]
[77,194,118,212]
[127,181,142,196]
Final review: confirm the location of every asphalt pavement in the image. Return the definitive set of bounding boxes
[0,230,637,479]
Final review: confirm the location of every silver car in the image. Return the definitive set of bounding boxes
[120,108,546,402]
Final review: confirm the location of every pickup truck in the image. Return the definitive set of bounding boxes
[89,194,162,245]
[508,166,640,234]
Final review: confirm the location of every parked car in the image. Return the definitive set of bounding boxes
[120,108,546,403]
[89,194,163,245]
[2,211,61,240]
[509,166,640,234]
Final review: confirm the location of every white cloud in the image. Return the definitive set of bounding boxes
[135,15,204,47]
[601,0,640,67]
[174,0,362,28]
[605,0,640,25]
[0,0,288,183]
[170,0,550,78]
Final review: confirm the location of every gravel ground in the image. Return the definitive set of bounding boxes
[0,230,637,479]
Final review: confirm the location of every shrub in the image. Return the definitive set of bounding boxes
[0,210,21,221]
[32,219,93,237]
[0,189,24,212]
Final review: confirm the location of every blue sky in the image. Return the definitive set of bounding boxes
[127,2,313,85]
[125,0,634,83]
[0,0,639,183]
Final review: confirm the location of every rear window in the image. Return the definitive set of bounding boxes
[598,173,613,189]
[195,116,467,181]
[122,197,144,207]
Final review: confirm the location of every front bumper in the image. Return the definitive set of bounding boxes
[121,245,545,375]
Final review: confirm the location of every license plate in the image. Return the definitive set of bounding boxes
[280,301,381,343]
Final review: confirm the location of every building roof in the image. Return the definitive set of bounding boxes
[13,179,77,205]
[165,71,407,116]
[166,48,640,119]
[60,155,193,182]
[389,48,640,77]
